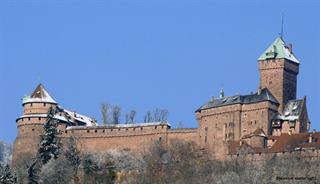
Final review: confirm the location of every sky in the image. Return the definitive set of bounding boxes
[0,0,319,143]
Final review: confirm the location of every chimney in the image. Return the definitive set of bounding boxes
[288,43,293,54]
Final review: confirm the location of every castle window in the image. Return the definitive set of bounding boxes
[161,125,164,129]
[118,128,121,131]
[30,103,33,107]
[95,130,97,133]
[133,128,136,131]
[38,117,41,121]
[225,134,227,140]
[141,127,143,130]
[229,122,234,127]
[102,129,105,133]
[87,130,90,133]
[255,120,257,125]
[205,136,207,143]
[32,129,35,131]
[111,129,113,132]
[28,117,31,121]
[43,103,46,106]
[159,137,162,141]
[126,128,128,131]
[65,130,68,134]
[228,133,234,139]
[155,126,157,129]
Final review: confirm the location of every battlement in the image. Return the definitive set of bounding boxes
[62,122,171,138]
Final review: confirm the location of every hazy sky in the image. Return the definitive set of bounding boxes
[0,0,319,143]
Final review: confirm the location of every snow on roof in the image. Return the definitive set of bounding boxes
[66,121,171,130]
[63,109,95,126]
[17,113,69,122]
[17,107,95,127]
[23,84,57,104]
[274,99,305,121]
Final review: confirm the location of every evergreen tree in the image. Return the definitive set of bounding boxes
[0,164,16,184]
[38,107,61,165]
[27,160,40,184]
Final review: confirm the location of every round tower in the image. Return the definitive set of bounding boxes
[12,84,58,167]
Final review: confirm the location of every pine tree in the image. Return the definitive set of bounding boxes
[27,160,40,184]
[0,164,16,184]
[38,107,61,165]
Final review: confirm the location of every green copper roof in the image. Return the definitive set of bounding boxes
[258,37,300,63]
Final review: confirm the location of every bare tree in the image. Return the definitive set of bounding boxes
[101,103,110,125]
[132,139,206,184]
[129,110,136,124]
[153,108,168,122]
[125,114,130,124]
[144,110,153,123]
[64,136,81,184]
[111,105,121,124]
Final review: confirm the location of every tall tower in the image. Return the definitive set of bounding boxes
[258,37,300,112]
[12,84,58,167]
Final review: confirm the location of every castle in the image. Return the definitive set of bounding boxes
[13,36,320,164]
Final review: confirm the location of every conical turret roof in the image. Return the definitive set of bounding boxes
[258,37,300,64]
[22,84,57,104]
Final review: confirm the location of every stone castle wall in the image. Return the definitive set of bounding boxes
[196,101,279,158]
[12,116,199,166]
[259,58,299,111]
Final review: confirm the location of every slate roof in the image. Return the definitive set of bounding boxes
[196,88,279,112]
[274,98,305,121]
[258,37,300,63]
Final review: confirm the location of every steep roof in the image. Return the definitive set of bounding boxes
[257,37,300,64]
[196,88,279,112]
[274,98,305,121]
[23,84,57,104]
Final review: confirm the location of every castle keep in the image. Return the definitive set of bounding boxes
[13,37,319,164]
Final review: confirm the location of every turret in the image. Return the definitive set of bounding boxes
[12,84,58,167]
